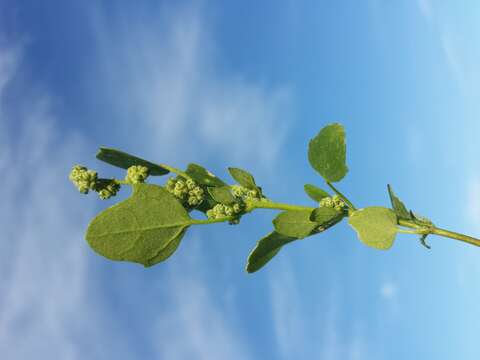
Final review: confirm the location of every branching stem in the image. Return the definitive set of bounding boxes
[326,182,356,210]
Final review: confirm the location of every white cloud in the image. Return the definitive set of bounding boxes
[90,3,292,172]
[269,258,307,359]
[380,281,397,300]
[0,46,104,359]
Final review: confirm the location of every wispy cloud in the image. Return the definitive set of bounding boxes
[90,3,292,172]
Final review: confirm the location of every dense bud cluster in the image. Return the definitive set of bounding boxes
[69,165,98,194]
[165,177,205,207]
[125,165,149,184]
[97,181,121,200]
[206,203,243,219]
[319,195,346,212]
[231,185,263,201]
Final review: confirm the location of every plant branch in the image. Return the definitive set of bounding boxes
[326,182,356,210]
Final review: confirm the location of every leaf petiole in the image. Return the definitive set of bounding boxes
[326,182,356,210]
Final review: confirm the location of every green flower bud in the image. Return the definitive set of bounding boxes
[206,209,215,219]
[224,206,234,216]
[319,197,334,208]
[247,189,258,199]
[125,165,149,184]
[186,179,196,190]
[232,203,242,214]
[334,205,344,212]
[165,177,176,191]
[69,165,98,194]
[97,181,120,200]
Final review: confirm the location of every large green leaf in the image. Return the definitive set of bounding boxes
[246,231,297,273]
[207,186,236,205]
[228,167,258,190]
[273,210,318,238]
[308,123,348,183]
[86,183,191,267]
[304,184,330,202]
[348,207,398,250]
[185,163,226,187]
[387,184,411,221]
[96,147,169,175]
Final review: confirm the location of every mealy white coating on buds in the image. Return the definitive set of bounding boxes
[69,165,98,194]
[125,165,149,184]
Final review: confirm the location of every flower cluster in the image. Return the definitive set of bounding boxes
[69,165,121,200]
[69,165,98,194]
[231,185,263,201]
[125,165,149,184]
[97,181,121,200]
[206,203,243,219]
[165,177,205,207]
[319,195,346,212]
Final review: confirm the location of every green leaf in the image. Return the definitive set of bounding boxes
[310,207,342,228]
[96,147,169,175]
[387,184,411,220]
[308,123,348,183]
[185,163,226,187]
[228,167,258,190]
[207,186,236,205]
[273,210,318,238]
[304,184,330,202]
[246,231,297,273]
[86,183,191,267]
[410,211,434,227]
[348,207,398,250]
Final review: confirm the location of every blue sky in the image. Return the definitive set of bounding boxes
[1,1,480,359]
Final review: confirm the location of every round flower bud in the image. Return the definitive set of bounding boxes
[186,179,196,190]
[98,181,120,200]
[69,165,98,194]
[232,203,242,214]
[125,165,149,184]
[206,209,215,219]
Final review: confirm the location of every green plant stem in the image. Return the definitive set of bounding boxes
[190,217,234,225]
[398,219,480,247]
[159,164,192,180]
[326,181,356,210]
[247,199,315,212]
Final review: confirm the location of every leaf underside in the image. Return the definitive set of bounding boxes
[246,231,297,273]
[273,209,319,239]
[304,184,330,202]
[86,183,191,267]
[185,163,226,187]
[348,207,398,250]
[96,147,169,176]
[208,186,236,205]
[228,167,258,190]
[308,123,348,183]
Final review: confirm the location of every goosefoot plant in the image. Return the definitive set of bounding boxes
[69,123,480,272]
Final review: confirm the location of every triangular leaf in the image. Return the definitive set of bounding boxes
[348,207,398,250]
[273,210,318,238]
[246,231,297,273]
[304,184,330,202]
[86,183,191,266]
[387,184,411,220]
[308,123,348,183]
[228,167,258,190]
[185,163,226,187]
[96,147,169,175]
[208,186,236,205]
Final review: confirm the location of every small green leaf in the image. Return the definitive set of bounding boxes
[273,210,318,238]
[304,184,330,202]
[310,207,342,228]
[86,183,191,266]
[207,186,236,205]
[348,207,398,250]
[96,147,169,175]
[185,163,226,187]
[228,167,258,190]
[308,123,348,183]
[246,231,297,273]
[410,211,434,227]
[387,184,411,220]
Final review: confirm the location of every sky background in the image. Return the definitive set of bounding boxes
[1,1,480,359]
